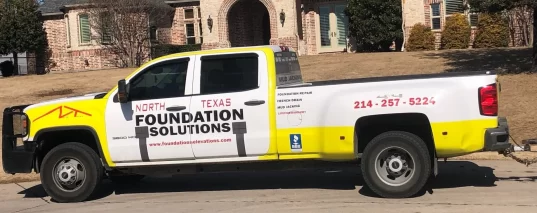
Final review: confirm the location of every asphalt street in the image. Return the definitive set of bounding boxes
[1,160,537,213]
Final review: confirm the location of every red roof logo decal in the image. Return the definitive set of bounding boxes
[32,106,92,122]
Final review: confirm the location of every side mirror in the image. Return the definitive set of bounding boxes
[117,79,129,103]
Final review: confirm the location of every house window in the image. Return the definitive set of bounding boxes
[199,22,203,43]
[65,15,71,47]
[444,0,464,16]
[185,9,194,19]
[185,23,196,44]
[431,3,441,30]
[150,26,158,41]
[182,7,202,44]
[79,14,91,44]
[100,12,112,44]
[469,13,479,27]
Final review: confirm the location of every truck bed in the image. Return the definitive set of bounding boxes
[280,70,496,89]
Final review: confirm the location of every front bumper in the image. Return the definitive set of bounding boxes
[2,105,36,174]
[483,116,511,152]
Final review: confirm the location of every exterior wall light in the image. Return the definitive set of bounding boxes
[207,15,213,33]
[279,9,285,27]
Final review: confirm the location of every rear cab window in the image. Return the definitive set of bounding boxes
[274,51,304,87]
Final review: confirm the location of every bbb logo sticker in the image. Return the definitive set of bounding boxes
[290,134,302,152]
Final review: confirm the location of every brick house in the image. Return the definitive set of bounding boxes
[38,0,520,72]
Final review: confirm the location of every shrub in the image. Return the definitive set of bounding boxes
[151,44,202,58]
[473,13,510,48]
[0,61,14,77]
[406,23,436,51]
[441,13,471,49]
[346,0,403,52]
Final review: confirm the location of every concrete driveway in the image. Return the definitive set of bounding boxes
[1,160,537,213]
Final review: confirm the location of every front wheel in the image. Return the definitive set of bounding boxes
[40,142,104,203]
[361,131,431,198]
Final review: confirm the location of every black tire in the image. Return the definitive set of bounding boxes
[361,131,431,198]
[40,142,104,203]
[109,174,145,184]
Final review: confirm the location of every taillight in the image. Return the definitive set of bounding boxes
[478,83,498,116]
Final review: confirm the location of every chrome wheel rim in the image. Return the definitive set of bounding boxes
[52,157,86,192]
[374,146,416,187]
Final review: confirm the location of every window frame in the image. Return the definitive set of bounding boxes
[78,13,91,45]
[99,12,113,44]
[443,0,479,29]
[184,8,195,19]
[65,14,71,47]
[181,6,202,44]
[192,52,262,96]
[112,57,194,103]
[185,23,196,44]
[466,5,479,28]
[430,3,442,30]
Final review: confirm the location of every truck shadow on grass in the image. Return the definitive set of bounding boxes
[419,47,533,74]
[17,161,537,202]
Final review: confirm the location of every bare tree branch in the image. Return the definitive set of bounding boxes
[86,0,174,67]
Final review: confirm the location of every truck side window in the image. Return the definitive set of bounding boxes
[128,60,189,101]
[199,53,258,94]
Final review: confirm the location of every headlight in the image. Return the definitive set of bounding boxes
[20,114,28,136]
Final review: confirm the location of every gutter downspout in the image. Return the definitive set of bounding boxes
[401,0,406,52]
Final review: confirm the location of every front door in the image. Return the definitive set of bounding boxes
[318,3,349,53]
[188,51,272,160]
[105,56,195,165]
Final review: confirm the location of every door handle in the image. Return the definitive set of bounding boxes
[244,100,265,106]
[166,105,187,111]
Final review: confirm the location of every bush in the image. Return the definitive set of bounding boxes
[0,61,14,77]
[473,13,510,48]
[406,23,436,51]
[151,44,202,58]
[346,0,403,52]
[441,13,471,49]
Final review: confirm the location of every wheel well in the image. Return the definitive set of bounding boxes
[355,113,436,160]
[35,129,101,172]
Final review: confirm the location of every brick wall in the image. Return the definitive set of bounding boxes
[200,0,301,52]
[41,4,205,72]
[227,0,270,47]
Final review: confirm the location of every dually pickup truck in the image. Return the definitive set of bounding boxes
[3,45,510,202]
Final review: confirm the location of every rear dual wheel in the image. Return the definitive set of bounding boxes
[361,131,432,198]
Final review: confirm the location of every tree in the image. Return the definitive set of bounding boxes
[86,0,174,67]
[0,0,48,75]
[467,0,537,71]
[473,13,510,48]
[345,0,403,52]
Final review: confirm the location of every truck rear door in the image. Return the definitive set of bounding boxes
[188,51,273,160]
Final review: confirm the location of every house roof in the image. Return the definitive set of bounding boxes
[39,0,199,15]
[39,0,88,14]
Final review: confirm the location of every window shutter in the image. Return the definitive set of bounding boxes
[469,14,479,27]
[445,0,464,15]
[79,14,91,43]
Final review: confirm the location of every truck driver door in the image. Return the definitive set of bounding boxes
[104,56,195,165]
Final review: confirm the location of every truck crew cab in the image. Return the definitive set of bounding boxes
[3,45,510,202]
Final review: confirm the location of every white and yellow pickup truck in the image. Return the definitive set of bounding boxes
[3,45,510,202]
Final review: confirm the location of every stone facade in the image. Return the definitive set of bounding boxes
[40,1,204,72]
[39,0,527,72]
[405,0,528,50]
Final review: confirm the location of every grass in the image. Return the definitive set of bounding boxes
[1,47,536,184]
